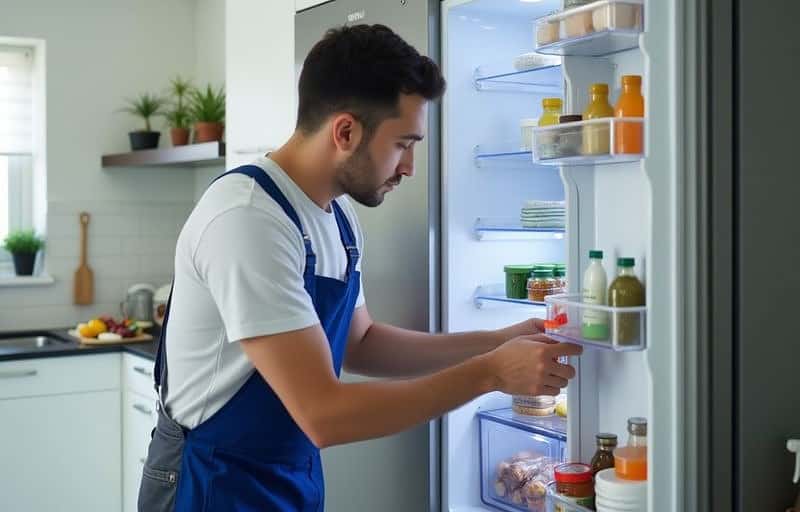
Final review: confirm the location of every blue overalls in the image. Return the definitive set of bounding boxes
[138,165,361,511]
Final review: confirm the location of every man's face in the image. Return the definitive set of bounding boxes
[335,94,426,207]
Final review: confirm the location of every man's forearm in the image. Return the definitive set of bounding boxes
[344,322,505,377]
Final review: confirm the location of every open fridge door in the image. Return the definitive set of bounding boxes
[439,0,682,511]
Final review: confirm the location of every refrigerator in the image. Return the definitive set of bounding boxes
[296,0,681,511]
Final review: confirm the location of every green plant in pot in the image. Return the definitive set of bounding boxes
[164,76,193,146]
[187,84,225,143]
[3,229,44,276]
[119,92,165,150]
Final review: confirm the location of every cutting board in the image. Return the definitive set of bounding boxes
[68,330,154,346]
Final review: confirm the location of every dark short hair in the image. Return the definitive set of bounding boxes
[296,24,446,135]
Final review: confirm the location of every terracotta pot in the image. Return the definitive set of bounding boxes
[194,122,224,143]
[170,127,190,146]
[128,131,160,150]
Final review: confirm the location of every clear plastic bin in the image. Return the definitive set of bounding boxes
[479,408,566,512]
[534,0,644,57]
[544,293,646,351]
[532,117,644,166]
[545,482,594,512]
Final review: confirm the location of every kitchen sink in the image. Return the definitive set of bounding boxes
[0,331,71,350]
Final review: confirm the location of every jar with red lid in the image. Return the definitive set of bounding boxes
[553,462,595,511]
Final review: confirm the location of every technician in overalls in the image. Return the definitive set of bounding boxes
[139,24,582,511]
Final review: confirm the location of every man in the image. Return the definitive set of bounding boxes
[139,24,581,511]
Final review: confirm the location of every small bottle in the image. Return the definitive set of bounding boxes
[590,433,618,476]
[614,75,645,154]
[537,98,564,159]
[608,257,645,344]
[614,417,648,481]
[581,250,609,340]
[582,83,614,155]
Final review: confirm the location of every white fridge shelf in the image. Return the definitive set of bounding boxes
[474,284,548,311]
[474,218,565,241]
[473,61,562,94]
[473,143,555,171]
[532,117,644,166]
[534,0,644,57]
[545,482,593,512]
[544,294,646,351]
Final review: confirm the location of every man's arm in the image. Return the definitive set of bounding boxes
[344,305,545,377]
[240,325,580,449]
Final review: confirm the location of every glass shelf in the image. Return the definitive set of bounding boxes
[532,117,644,166]
[474,218,565,241]
[478,407,567,441]
[534,0,643,57]
[474,284,549,310]
[544,293,646,351]
[473,61,562,94]
[546,482,593,512]
[473,143,555,170]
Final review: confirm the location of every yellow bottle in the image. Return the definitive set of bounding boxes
[537,97,563,159]
[582,83,614,155]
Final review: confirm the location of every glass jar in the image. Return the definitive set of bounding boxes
[512,395,555,416]
[527,269,556,302]
[614,417,648,480]
[590,433,618,476]
[552,265,567,294]
[553,463,595,512]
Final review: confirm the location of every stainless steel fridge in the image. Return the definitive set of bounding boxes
[295,2,441,512]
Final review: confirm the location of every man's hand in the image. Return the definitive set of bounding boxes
[493,318,549,348]
[484,336,582,396]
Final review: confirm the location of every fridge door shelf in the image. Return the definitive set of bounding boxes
[474,284,551,312]
[474,143,556,170]
[532,117,644,166]
[545,482,593,512]
[534,0,644,57]
[473,61,562,94]
[474,218,565,241]
[479,408,566,512]
[544,293,646,351]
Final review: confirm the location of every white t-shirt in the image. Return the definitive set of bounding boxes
[163,156,365,429]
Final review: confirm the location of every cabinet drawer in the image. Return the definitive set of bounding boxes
[122,354,157,399]
[123,390,158,512]
[0,354,120,400]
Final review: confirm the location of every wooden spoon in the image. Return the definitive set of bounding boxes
[73,212,93,305]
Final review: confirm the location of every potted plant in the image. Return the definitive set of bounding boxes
[164,76,193,146]
[2,229,44,276]
[119,92,165,150]
[187,84,225,143]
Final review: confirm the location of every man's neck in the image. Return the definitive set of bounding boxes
[268,133,338,212]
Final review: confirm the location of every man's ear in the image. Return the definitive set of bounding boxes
[330,113,364,153]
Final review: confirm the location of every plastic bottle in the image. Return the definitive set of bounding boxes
[582,83,614,155]
[581,250,609,340]
[613,417,647,481]
[614,75,644,154]
[608,258,645,344]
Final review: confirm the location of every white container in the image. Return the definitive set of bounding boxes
[594,468,647,512]
[592,1,642,31]
[520,118,538,151]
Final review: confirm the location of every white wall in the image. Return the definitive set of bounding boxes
[193,0,227,199]
[0,0,204,330]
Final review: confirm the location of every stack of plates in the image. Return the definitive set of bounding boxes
[521,200,565,229]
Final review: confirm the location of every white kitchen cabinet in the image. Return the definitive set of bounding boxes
[122,389,158,512]
[226,0,297,169]
[0,355,121,512]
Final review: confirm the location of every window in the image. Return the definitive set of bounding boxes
[0,41,40,272]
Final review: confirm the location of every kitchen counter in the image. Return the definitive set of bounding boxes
[0,327,159,362]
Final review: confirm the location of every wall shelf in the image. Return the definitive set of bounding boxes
[474,218,565,241]
[101,141,225,168]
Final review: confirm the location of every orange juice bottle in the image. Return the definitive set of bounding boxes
[614,417,648,480]
[582,83,614,155]
[614,75,644,154]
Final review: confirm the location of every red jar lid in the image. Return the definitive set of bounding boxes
[554,463,593,483]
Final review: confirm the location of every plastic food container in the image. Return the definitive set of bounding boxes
[512,395,556,417]
[558,114,583,157]
[520,118,538,151]
[536,20,560,46]
[563,9,594,38]
[594,468,647,511]
[592,1,643,32]
[505,265,535,299]
[553,463,595,512]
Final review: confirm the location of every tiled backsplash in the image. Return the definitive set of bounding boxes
[0,200,194,331]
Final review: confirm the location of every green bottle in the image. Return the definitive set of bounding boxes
[608,258,645,344]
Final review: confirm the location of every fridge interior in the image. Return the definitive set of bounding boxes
[440,0,679,510]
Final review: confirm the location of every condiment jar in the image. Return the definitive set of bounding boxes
[527,269,556,302]
[554,462,595,512]
[590,433,618,476]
